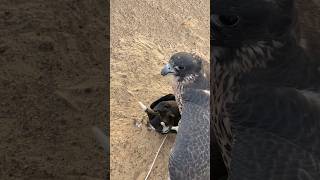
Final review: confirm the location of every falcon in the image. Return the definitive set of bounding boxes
[161,52,228,179]
[211,0,320,179]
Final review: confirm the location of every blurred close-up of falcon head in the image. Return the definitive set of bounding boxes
[161,52,209,84]
[211,0,296,48]
[210,0,320,179]
[161,52,210,113]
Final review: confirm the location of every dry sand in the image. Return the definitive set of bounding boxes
[110,0,209,179]
[110,0,320,179]
[0,1,107,179]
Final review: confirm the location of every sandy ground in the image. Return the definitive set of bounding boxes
[109,1,320,179]
[110,0,209,179]
[0,1,107,179]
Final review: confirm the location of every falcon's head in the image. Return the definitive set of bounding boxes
[211,0,298,70]
[161,52,205,83]
[211,0,296,48]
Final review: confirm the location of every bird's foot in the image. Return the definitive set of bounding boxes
[171,126,178,132]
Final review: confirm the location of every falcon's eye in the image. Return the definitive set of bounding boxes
[174,66,185,71]
[212,14,240,27]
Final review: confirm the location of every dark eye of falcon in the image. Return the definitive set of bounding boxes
[174,66,185,71]
[212,14,240,27]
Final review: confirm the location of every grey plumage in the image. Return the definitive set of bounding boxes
[162,52,227,179]
[161,52,210,112]
[211,0,320,179]
[168,88,210,180]
[161,53,211,179]
[228,88,320,179]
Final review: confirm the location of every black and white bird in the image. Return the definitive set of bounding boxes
[161,52,228,179]
[211,0,320,179]
[138,94,180,134]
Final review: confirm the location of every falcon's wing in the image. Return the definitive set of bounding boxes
[212,133,228,179]
[229,86,320,180]
[169,88,210,180]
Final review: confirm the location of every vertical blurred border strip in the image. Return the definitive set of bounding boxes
[210,0,214,179]
[80,0,110,178]
[105,0,111,179]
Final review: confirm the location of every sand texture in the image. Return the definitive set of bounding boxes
[110,0,209,179]
[0,1,107,179]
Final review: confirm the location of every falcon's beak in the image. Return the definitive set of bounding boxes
[161,63,175,76]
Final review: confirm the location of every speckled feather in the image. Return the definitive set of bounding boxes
[164,52,228,179]
[211,0,320,179]
[169,88,210,180]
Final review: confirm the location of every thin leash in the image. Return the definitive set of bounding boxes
[144,134,168,180]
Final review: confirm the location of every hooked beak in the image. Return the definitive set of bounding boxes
[161,63,175,76]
